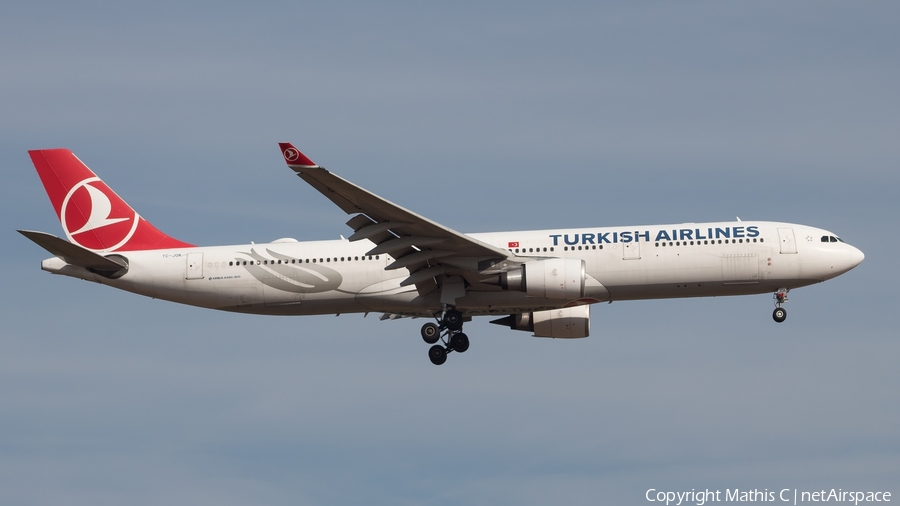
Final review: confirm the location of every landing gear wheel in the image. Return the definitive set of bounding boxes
[428,345,448,366]
[449,332,469,353]
[773,307,787,323]
[443,310,463,331]
[421,322,440,344]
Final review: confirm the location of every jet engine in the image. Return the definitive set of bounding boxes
[490,305,590,339]
[497,258,585,299]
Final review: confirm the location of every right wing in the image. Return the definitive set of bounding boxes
[277,143,515,295]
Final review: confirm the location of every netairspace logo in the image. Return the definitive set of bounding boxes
[645,488,892,506]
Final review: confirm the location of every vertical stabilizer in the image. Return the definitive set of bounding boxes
[28,149,194,252]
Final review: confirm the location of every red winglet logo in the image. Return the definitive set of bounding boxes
[278,143,317,168]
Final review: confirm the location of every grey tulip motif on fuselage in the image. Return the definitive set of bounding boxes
[239,248,343,293]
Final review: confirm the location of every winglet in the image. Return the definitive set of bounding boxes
[278,143,319,170]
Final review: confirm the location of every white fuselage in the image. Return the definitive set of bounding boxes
[41,221,864,318]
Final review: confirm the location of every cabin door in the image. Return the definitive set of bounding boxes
[186,252,204,280]
[623,241,641,260]
[777,228,797,254]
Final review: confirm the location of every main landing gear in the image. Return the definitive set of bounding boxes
[773,288,789,323]
[421,307,469,365]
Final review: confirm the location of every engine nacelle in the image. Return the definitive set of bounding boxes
[490,305,590,339]
[499,258,585,299]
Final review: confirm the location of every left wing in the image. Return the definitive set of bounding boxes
[277,143,514,296]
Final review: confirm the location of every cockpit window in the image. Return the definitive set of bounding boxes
[830,236,838,243]
[821,236,829,242]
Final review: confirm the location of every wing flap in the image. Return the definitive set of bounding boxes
[348,222,409,242]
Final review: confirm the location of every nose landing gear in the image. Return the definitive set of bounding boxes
[772,288,789,323]
[420,307,469,365]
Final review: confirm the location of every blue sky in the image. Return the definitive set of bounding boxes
[2,2,898,505]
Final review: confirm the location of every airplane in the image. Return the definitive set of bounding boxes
[19,144,865,365]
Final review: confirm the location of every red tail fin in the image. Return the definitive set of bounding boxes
[28,149,194,252]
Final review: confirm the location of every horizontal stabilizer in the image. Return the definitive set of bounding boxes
[18,230,128,276]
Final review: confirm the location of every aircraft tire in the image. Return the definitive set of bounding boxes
[449,332,469,353]
[773,307,787,323]
[443,310,463,331]
[421,322,440,344]
[428,345,448,366]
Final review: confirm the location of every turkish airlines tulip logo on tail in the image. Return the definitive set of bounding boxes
[61,176,139,251]
[283,148,300,162]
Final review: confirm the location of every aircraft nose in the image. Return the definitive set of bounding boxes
[848,245,865,268]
